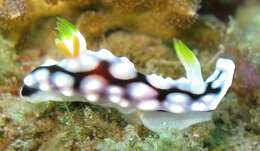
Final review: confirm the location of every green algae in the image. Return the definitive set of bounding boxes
[0,98,56,150]
[236,6,260,72]
[95,126,207,151]
[10,139,34,151]
[248,107,260,134]
[204,125,228,151]
[205,94,260,151]
[0,97,126,150]
[223,6,260,76]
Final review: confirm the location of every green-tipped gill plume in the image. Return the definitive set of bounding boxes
[173,39,205,93]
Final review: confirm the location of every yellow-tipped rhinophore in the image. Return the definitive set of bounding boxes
[55,39,73,57]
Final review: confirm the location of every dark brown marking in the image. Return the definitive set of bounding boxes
[22,61,222,103]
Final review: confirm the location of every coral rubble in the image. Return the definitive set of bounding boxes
[77,0,201,49]
[0,0,94,45]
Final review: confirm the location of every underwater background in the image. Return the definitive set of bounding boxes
[0,0,259,150]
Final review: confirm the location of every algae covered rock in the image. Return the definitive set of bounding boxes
[0,0,201,45]
[0,0,94,44]
[77,0,201,48]
[95,125,207,151]
[0,31,22,94]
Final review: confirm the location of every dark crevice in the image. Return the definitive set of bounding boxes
[198,0,245,22]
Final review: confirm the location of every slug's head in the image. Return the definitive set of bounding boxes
[20,60,63,102]
[20,18,88,101]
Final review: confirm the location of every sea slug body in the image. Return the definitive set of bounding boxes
[20,18,235,132]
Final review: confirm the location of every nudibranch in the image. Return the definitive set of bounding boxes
[20,18,235,132]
